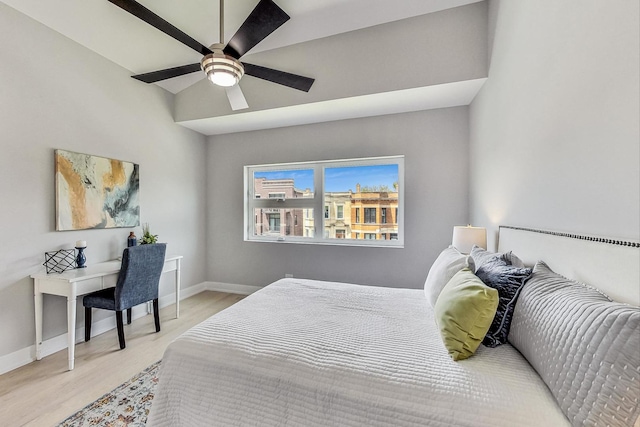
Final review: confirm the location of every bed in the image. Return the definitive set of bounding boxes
[148,226,640,426]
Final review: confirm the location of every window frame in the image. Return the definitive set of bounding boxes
[244,156,404,248]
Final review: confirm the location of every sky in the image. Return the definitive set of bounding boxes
[255,164,398,193]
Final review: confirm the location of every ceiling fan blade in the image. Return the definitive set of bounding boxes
[243,63,314,92]
[223,0,290,59]
[132,63,201,83]
[225,85,250,111]
[107,0,212,56]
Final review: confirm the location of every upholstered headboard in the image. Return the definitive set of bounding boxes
[497,225,640,306]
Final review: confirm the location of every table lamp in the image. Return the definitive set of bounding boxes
[452,225,487,254]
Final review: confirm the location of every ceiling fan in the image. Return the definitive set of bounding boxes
[107,0,315,110]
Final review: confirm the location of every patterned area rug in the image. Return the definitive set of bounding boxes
[57,361,161,426]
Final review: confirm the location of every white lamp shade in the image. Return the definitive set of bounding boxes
[452,226,487,254]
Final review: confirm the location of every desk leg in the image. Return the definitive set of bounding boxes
[34,281,43,361]
[67,296,77,371]
[175,258,181,319]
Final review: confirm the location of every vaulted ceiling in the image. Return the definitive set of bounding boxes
[2,0,488,135]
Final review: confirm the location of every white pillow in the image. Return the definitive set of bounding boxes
[424,246,474,307]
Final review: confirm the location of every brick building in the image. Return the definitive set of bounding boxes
[349,183,399,240]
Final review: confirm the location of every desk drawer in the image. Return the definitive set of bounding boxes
[76,279,107,295]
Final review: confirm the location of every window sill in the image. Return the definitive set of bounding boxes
[244,238,404,249]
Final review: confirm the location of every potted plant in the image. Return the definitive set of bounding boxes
[140,223,158,244]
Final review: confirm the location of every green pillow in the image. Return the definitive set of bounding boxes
[434,268,499,361]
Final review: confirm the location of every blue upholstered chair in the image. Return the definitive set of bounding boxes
[83,243,167,349]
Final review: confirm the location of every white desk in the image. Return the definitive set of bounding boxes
[31,255,182,371]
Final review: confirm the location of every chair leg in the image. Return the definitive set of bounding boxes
[85,307,92,342]
[153,298,161,333]
[127,308,132,325]
[116,311,126,349]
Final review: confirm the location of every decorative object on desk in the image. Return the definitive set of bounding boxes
[140,223,158,244]
[75,240,87,268]
[57,360,160,427]
[55,149,140,231]
[127,231,137,247]
[43,249,76,274]
[452,225,487,254]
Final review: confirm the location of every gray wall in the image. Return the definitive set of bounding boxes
[0,4,207,358]
[470,0,640,248]
[207,107,469,289]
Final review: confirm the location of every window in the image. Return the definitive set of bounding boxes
[245,156,404,247]
[364,208,376,224]
[267,213,280,233]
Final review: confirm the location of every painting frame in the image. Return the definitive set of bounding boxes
[55,149,140,231]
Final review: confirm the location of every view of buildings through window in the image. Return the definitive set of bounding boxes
[252,163,399,241]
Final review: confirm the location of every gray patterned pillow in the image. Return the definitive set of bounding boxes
[475,258,532,347]
[470,245,525,271]
[508,261,640,427]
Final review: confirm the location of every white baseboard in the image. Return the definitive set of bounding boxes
[158,281,206,308]
[0,346,33,376]
[0,281,210,376]
[204,281,262,295]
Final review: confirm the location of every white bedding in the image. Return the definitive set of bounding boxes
[148,278,569,426]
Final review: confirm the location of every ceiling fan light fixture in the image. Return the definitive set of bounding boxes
[201,52,244,87]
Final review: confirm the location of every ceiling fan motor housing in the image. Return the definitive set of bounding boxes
[201,45,245,87]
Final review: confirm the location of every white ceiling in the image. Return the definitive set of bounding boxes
[2,0,485,135]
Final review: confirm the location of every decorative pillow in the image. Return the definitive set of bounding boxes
[475,258,532,347]
[508,261,640,427]
[424,246,474,307]
[434,268,499,361]
[470,245,525,271]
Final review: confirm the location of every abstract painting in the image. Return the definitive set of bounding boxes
[55,150,140,231]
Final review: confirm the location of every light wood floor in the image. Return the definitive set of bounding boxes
[0,291,245,427]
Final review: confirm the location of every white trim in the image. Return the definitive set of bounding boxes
[158,281,206,309]
[0,281,210,375]
[204,281,262,295]
[0,346,33,376]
